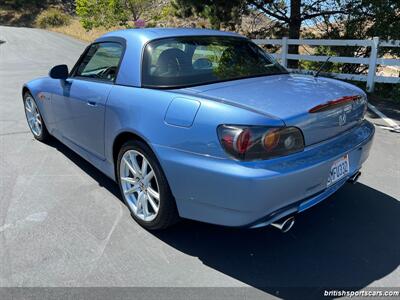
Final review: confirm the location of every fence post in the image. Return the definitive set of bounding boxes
[281,37,288,68]
[367,37,379,92]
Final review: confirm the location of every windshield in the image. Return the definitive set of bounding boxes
[142,36,287,88]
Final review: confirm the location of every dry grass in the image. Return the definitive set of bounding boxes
[47,18,123,42]
[45,16,208,42]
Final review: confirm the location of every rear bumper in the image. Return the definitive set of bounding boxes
[247,171,360,228]
[153,120,375,227]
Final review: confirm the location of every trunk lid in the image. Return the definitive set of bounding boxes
[181,74,367,145]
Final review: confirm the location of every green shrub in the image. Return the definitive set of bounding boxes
[145,21,157,28]
[35,8,70,28]
[373,83,400,104]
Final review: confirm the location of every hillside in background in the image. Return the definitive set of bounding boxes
[0,0,398,102]
[0,0,278,40]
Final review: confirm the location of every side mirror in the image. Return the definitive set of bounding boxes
[49,64,69,80]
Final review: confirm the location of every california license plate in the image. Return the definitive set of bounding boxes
[327,155,349,187]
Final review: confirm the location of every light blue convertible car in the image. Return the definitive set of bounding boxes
[23,28,374,231]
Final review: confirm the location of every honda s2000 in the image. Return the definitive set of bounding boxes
[23,28,374,231]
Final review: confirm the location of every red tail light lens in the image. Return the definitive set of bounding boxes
[218,125,304,161]
[221,127,253,154]
[235,128,252,153]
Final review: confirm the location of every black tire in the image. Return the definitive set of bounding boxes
[23,92,50,142]
[116,140,179,230]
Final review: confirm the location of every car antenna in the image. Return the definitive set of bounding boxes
[314,56,331,77]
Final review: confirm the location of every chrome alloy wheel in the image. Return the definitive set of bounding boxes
[25,96,42,137]
[120,150,161,222]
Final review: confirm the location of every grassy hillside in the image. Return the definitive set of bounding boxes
[48,18,115,42]
[0,1,275,42]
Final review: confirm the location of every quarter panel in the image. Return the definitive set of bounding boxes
[104,86,285,166]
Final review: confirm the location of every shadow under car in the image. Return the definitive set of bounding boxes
[47,137,400,299]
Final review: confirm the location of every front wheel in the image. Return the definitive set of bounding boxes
[23,92,49,141]
[117,140,179,230]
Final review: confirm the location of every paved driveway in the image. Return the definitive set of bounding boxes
[0,26,399,298]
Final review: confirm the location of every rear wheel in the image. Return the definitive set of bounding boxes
[117,140,179,230]
[23,92,49,141]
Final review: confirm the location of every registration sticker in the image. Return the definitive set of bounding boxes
[327,155,349,187]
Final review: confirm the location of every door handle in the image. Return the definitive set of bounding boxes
[87,101,97,107]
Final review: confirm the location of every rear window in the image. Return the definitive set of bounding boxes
[142,36,287,88]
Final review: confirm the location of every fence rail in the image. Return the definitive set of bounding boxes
[253,37,400,92]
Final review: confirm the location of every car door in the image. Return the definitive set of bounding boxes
[52,42,124,159]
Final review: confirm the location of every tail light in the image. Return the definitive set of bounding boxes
[217,125,304,161]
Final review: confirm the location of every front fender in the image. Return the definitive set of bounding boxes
[23,77,60,131]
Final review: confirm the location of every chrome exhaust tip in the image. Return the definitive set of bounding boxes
[348,171,361,184]
[271,216,295,233]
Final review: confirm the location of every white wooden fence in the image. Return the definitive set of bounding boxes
[253,37,400,92]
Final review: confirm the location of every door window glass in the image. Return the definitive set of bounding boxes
[75,42,123,82]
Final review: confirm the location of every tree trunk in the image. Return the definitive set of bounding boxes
[288,0,302,69]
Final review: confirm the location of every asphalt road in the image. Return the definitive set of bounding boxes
[0,26,399,298]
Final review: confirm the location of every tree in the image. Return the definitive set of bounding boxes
[76,0,158,30]
[317,0,400,48]
[172,0,246,30]
[173,0,353,67]
[121,0,158,23]
[308,0,400,74]
[76,0,116,30]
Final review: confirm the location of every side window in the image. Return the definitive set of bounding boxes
[74,42,123,82]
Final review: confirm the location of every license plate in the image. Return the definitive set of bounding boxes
[327,155,349,187]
